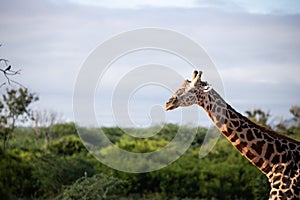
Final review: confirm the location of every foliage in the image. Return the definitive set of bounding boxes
[32,109,62,150]
[290,105,300,119]
[51,122,78,138]
[0,88,38,152]
[50,135,86,155]
[116,135,168,153]
[0,150,35,199]
[275,106,300,140]
[31,153,95,198]
[0,116,299,199]
[56,173,126,200]
[245,108,270,127]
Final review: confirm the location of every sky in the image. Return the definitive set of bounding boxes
[0,0,300,128]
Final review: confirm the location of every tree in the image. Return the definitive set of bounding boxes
[245,109,270,127]
[0,88,38,153]
[33,109,61,150]
[290,105,300,120]
[274,106,300,139]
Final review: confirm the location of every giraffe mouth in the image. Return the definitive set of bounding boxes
[165,98,179,111]
[165,104,179,111]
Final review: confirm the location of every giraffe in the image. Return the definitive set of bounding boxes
[165,70,300,200]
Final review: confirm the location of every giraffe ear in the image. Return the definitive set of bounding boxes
[202,81,212,92]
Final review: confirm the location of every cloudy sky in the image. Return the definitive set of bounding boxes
[0,0,300,127]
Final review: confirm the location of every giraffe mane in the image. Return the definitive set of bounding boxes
[232,103,300,144]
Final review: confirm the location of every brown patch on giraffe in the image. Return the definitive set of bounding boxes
[265,143,274,160]
[235,142,247,152]
[215,121,222,128]
[281,177,291,189]
[271,155,281,164]
[253,129,262,139]
[273,182,281,189]
[262,164,272,174]
[288,142,297,150]
[275,140,285,153]
[236,126,243,132]
[230,134,239,142]
[254,158,264,168]
[246,129,255,141]
[251,140,265,155]
[246,150,256,160]
[222,130,230,137]
[240,133,245,139]
[264,134,275,142]
[231,120,240,127]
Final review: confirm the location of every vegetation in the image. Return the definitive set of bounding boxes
[0,88,38,153]
[0,88,299,199]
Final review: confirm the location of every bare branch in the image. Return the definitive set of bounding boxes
[0,58,9,66]
[1,45,24,88]
[10,79,26,88]
[0,64,23,88]
[0,82,6,88]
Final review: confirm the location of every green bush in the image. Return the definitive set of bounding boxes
[56,173,126,200]
[0,150,36,199]
[51,123,78,138]
[0,124,275,199]
[31,154,96,198]
[50,135,86,155]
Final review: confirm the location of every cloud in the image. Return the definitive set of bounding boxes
[0,0,299,126]
[65,0,199,9]
[231,0,300,15]
[64,0,300,15]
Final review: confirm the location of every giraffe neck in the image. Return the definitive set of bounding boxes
[198,88,300,177]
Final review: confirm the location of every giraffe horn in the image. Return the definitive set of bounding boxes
[191,71,198,80]
[198,71,203,78]
[191,70,202,86]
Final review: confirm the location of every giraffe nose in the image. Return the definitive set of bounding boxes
[165,97,178,111]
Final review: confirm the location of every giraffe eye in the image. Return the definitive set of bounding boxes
[173,97,178,103]
[201,81,209,87]
[189,89,195,93]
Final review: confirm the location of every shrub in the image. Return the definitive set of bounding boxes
[56,173,126,200]
[50,135,86,155]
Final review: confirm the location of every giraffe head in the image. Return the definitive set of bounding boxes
[165,70,211,110]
